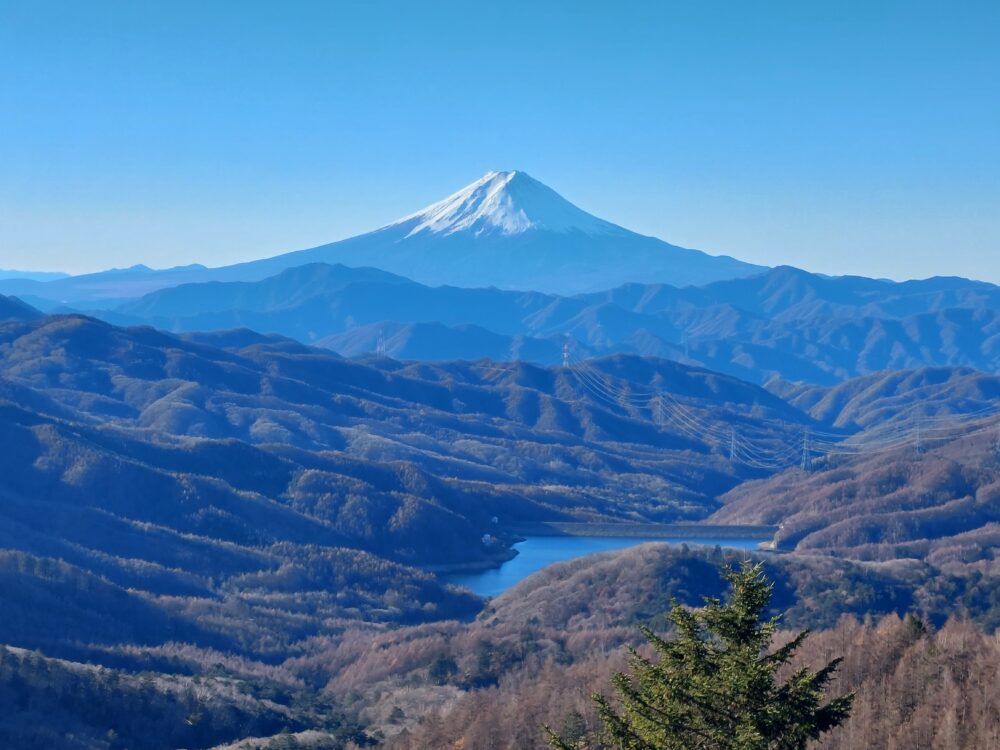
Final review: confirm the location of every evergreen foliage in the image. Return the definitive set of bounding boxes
[549,561,853,749]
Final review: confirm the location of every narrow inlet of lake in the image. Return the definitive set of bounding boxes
[446,536,762,598]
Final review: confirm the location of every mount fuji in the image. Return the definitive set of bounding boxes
[225,170,764,294]
[0,170,763,303]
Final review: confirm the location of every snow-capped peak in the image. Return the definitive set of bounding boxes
[392,170,625,238]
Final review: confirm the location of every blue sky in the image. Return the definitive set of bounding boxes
[1,1,998,281]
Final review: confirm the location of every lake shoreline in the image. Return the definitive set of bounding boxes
[421,545,520,575]
[429,523,777,578]
[509,521,778,540]
[444,533,767,598]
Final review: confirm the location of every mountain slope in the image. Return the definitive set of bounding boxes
[230,171,762,294]
[712,425,1000,571]
[117,263,410,318]
[108,263,569,342]
[0,171,763,303]
[712,366,1000,570]
[770,367,1000,429]
[0,294,40,321]
[317,321,575,364]
[103,262,1000,385]
[0,313,837,669]
[0,314,816,550]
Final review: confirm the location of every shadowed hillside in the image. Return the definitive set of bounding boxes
[0,294,40,321]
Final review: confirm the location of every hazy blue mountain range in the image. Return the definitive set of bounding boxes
[0,264,213,308]
[0,269,69,282]
[0,294,40,321]
[92,262,1000,385]
[0,171,763,304]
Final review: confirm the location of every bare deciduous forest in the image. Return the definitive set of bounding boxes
[385,617,1000,750]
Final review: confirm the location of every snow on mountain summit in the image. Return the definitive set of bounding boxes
[393,170,626,238]
[0,169,766,299]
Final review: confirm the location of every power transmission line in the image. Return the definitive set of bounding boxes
[470,350,1000,472]
[565,351,1000,471]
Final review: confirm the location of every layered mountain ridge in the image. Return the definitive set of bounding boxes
[94,262,1000,386]
[0,171,763,303]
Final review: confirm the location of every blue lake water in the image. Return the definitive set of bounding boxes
[445,536,763,598]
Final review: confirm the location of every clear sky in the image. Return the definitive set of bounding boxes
[1,1,998,281]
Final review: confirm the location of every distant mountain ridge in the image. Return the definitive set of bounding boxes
[99,262,1000,385]
[0,269,69,282]
[0,170,764,303]
[0,294,41,321]
[195,170,765,294]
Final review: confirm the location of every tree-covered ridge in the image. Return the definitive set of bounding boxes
[2,545,998,747]
[84,261,1000,387]
[0,545,480,661]
[389,614,997,749]
[0,313,811,553]
[378,555,996,749]
[0,644,372,750]
[714,423,1000,572]
[2,312,1000,748]
[549,562,852,749]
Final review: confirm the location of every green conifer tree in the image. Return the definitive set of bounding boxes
[548,561,853,750]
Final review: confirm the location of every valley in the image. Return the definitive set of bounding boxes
[6,2,1000,745]
[2,280,1000,747]
[2,178,999,750]
[443,535,764,597]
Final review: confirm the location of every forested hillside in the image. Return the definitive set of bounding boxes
[0,314,817,662]
[5,541,1000,749]
[3,312,1000,748]
[0,313,816,550]
[713,420,1000,571]
[298,546,1000,747]
[386,614,1000,749]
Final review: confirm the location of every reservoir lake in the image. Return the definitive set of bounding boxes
[446,535,763,598]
